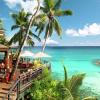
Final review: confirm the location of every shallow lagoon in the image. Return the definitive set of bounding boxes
[24,46,100,98]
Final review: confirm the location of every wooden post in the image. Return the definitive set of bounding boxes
[16,78,20,100]
[8,94,10,100]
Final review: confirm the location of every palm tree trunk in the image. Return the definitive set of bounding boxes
[10,0,40,80]
[42,22,50,52]
[42,37,47,52]
[42,32,49,52]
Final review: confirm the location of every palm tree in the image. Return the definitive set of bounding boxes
[9,9,40,46]
[59,66,85,100]
[63,66,98,100]
[35,0,72,51]
[9,5,40,78]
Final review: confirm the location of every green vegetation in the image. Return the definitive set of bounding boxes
[27,66,88,100]
[0,19,3,30]
[8,0,72,77]
[35,0,72,51]
[0,0,98,99]
[0,19,8,45]
[32,59,43,69]
[0,36,8,46]
[9,9,40,46]
[9,0,40,77]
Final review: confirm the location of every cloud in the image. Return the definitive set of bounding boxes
[4,0,21,8]
[45,38,59,45]
[28,38,59,46]
[4,0,43,13]
[65,23,100,37]
[74,41,100,46]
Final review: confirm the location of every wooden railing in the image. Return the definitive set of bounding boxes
[3,62,51,100]
[2,77,20,100]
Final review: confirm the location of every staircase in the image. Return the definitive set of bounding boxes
[0,82,17,100]
[0,63,51,100]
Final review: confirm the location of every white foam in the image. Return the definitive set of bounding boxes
[83,76,100,93]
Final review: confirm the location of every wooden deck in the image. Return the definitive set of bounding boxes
[0,82,17,100]
[0,63,51,100]
[0,68,40,100]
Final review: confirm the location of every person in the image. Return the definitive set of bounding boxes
[0,62,6,74]
[6,71,10,83]
[1,62,5,68]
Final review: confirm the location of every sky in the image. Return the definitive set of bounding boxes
[0,0,100,46]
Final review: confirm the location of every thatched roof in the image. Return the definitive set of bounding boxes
[0,44,8,51]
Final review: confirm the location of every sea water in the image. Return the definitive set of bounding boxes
[24,46,100,98]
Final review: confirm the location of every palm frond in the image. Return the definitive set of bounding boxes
[63,65,67,86]
[35,14,47,21]
[43,0,55,9]
[9,31,24,45]
[54,18,62,36]
[48,21,53,37]
[40,7,48,13]
[9,33,19,45]
[67,73,85,98]
[43,0,50,10]
[20,9,26,18]
[53,0,62,10]
[34,14,47,32]
[56,82,73,100]
[27,36,35,46]
[26,12,32,18]
[37,22,45,37]
[83,96,98,100]
[11,25,20,30]
[11,13,17,19]
[48,0,55,8]
[29,31,41,42]
[44,23,49,39]
[0,36,8,46]
[55,9,72,16]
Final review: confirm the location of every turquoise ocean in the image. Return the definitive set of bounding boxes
[23,46,100,97]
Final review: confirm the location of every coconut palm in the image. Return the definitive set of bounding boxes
[63,66,98,100]
[35,0,72,51]
[58,66,85,100]
[9,9,40,46]
[9,6,40,78]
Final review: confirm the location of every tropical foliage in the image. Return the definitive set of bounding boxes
[9,9,40,46]
[0,36,8,45]
[0,19,3,29]
[28,67,87,100]
[35,0,72,51]
[0,19,8,45]
[9,7,40,77]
